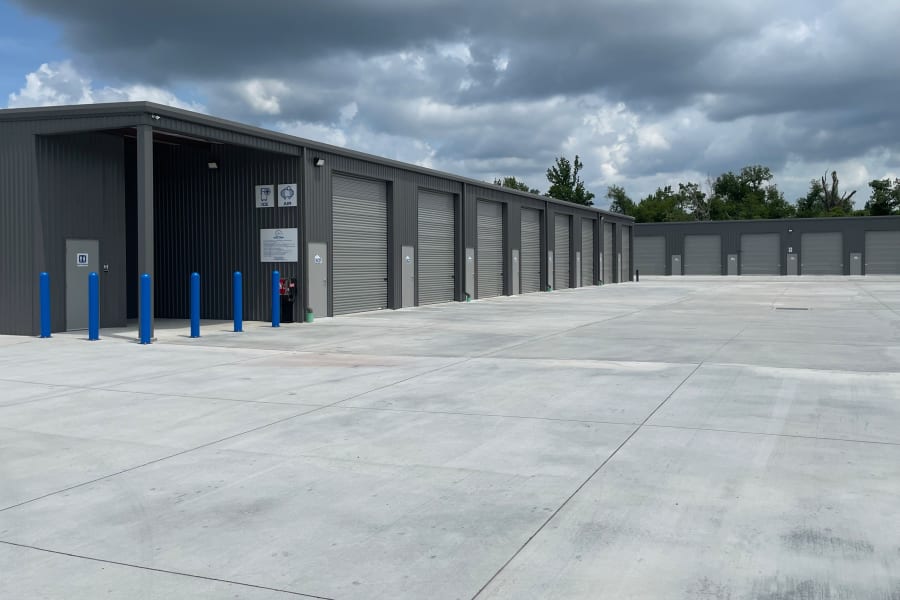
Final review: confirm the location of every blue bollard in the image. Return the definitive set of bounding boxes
[139,273,152,345]
[190,272,200,338]
[88,272,99,341]
[233,271,243,332]
[39,272,51,338]
[271,270,280,328]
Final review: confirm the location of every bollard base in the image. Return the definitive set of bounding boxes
[305,311,314,323]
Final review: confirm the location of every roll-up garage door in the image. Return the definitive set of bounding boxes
[865,231,900,274]
[477,200,504,298]
[621,227,631,281]
[581,219,594,285]
[603,222,614,283]
[684,235,722,275]
[521,208,542,293]
[634,236,665,275]
[801,232,842,275]
[417,190,455,304]
[332,175,388,315]
[554,215,571,289]
[740,233,780,275]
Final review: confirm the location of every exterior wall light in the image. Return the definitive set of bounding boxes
[208,161,219,170]
[314,158,325,167]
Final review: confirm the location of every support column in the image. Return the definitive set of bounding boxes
[136,125,154,339]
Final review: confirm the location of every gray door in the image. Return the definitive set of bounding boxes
[850,252,862,276]
[672,254,682,275]
[417,190,455,304]
[801,232,842,275]
[740,233,780,275]
[477,200,504,298]
[548,250,554,289]
[332,175,388,315]
[634,236,665,275]
[865,231,900,274]
[520,208,541,293]
[787,253,798,275]
[727,254,738,276]
[307,242,327,317]
[603,222,614,283]
[554,214,571,289]
[511,249,520,295]
[401,245,415,307]
[575,252,582,287]
[684,235,722,275]
[581,219,594,285]
[66,239,98,331]
[621,227,631,281]
[465,247,475,298]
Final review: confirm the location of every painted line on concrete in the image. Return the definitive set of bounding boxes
[644,423,900,447]
[469,360,705,599]
[0,540,333,599]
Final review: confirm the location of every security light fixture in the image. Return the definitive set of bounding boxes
[314,158,325,167]
[208,161,219,170]
[150,114,161,121]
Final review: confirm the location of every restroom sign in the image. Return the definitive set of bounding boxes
[76,253,89,267]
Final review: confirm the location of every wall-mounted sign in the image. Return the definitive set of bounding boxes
[76,253,89,267]
[278,183,298,207]
[260,228,298,262]
[255,185,275,208]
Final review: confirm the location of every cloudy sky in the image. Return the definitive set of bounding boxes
[2,0,899,207]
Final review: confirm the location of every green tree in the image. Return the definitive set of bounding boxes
[676,182,709,221]
[864,178,900,215]
[606,185,636,216]
[546,155,595,206]
[632,186,691,223]
[710,165,794,220]
[493,176,540,195]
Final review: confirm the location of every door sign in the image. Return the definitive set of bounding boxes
[76,253,89,267]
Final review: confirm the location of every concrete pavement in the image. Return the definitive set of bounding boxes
[1,277,899,599]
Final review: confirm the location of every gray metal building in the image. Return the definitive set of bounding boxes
[0,102,634,336]
[633,216,900,277]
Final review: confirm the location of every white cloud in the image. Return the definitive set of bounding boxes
[6,60,203,111]
[233,78,288,115]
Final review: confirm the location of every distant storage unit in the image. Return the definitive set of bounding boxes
[0,102,634,336]
[634,216,900,277]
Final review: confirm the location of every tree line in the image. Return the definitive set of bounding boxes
[606,166,900,222]
[495,158,900,221]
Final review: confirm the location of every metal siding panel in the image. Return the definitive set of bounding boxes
[554,214,570,289]
[603,222,614,283]
[477,200,504,298]
[332,175,388,315]
[865,231,900,274]
[684,235,722,275]
[634,236,666,275]
[801,232,842,275]
[417,190,455,304]
[581,219,594,285]
[520,208,542,293]
[621,227,631,280]
[0,124,36,334]
[740,233,781,275]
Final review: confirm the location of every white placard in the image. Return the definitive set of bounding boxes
[255,185,275,208]
[76,253,89,267]
[260,228,298,262]
[278,183,298,207]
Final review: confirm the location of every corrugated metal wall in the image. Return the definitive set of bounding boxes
[36,133,128,331]
[152,143,301,321]
[0,123,37,335]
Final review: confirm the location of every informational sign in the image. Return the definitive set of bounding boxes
[278,183,298,207]
[76,253,89,267]
[260,228,298,262]
[255,185,275,208]
[314,254,322,264]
